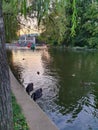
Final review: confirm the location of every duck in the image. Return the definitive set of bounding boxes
[72,73,76,77]
[26,83,43,101]
[26,83,34,95]
[37,71,40,75]
[31,88,42,101]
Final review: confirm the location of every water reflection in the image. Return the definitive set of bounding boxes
[7,49,24,84]
[7,48,98,130]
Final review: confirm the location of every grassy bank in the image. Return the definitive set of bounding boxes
[12,94,29,130]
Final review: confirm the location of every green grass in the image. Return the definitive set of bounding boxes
[12,94,29,130]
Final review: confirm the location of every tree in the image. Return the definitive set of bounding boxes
[2,0,77,45]
[38,4,66,45]
[0,0,13,129]
[69,0,98,47]
[36,0,77,45]
[0,0,27,129]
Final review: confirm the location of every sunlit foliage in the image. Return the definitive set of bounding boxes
[2,0,98,48]
[2,0,77,43]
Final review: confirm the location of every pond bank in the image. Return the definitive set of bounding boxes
[9,69,59,130]
[51,45,98,51]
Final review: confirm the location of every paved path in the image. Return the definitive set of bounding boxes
[10,70,59,130]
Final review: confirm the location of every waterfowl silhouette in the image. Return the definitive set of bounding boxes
[37,71,40,75]
[26,83,34,95]
[31,88,42,101]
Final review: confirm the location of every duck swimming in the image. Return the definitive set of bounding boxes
[37,71,40,75]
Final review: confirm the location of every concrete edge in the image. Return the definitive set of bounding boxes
[9,69,59,130]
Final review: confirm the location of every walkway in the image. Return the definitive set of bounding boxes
[10,70,59,130]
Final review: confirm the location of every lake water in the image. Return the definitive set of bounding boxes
[7,47,98,130]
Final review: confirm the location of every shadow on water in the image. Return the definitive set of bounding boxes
[7,48,98,130]
[7,49,24,85]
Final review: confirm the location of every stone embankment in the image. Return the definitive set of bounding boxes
[10,70,59,130]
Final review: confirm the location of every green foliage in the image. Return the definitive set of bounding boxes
[12,94,29,130]
[2,0,27,42]
[2,0,28,42]
[87,37,98,48]
[33,0,77,43]
[38,0,98,48]
[39,1,66,45]
[71,0,77,37]
[20,0,27,18]
[38,0,78,45]
[3,0,97,48]
[3,0,19,42]
[2,0,78,44]
[73,1,98,48]
[3,14,19,43]
[3,0,19,15]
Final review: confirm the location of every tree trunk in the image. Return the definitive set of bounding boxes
[0,1,13,130]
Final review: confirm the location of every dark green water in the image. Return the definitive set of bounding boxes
[7,48,98,130]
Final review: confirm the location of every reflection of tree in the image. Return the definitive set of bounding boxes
[7,49,24,85]
[42,48,98,122]
[41,49,59,98]
[41,50,51,66]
